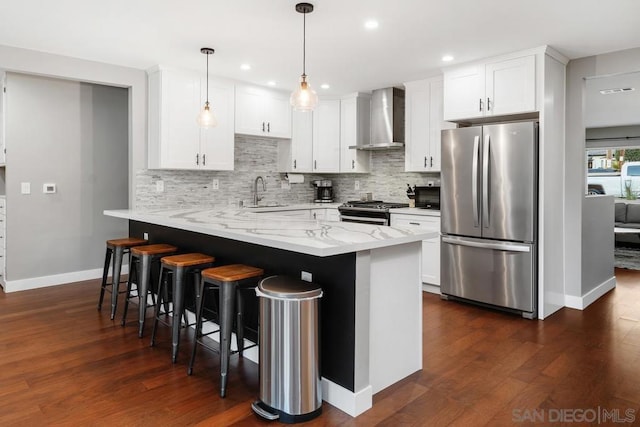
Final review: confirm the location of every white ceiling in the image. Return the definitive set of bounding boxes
[1,0,640,95]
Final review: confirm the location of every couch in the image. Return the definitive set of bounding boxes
[615,202,640,245]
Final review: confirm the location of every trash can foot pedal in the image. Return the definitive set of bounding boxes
[251,401,279,421]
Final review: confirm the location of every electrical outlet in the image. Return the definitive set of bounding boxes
[156,180,164,192]
[281,181,291,190]
[301,271,312,282]
[212,179,219,190]
[21,182,31,194]
[354,180,360,190]
[143,232,149,240]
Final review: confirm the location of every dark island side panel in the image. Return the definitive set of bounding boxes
[129,220,357,392]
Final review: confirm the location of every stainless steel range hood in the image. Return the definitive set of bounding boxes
[350,87,405,150]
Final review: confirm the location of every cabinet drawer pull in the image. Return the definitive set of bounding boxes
[267,122,271,132]
[202,154,206,166]
[196,153,199,165]
[262,122,265,132]
[352,160,355,169]
[293,159,297,169]
[430,156,433,167]
[314,160,317,169]
[479,98,483,112]
[487,97,491,111]
[409,222,421,226]
[424,156,427,168]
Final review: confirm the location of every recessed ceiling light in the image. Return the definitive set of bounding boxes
[364,20,379,30]
[320,83,330,90]
[442,55,454,62]
[240,64,251,71]
[267,81,276,87]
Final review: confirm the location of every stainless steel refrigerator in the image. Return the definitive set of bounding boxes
[440,121,538,319]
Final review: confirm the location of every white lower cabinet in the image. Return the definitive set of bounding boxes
[390,213,441,288]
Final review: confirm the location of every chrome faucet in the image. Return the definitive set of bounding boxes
[253,176,266,206]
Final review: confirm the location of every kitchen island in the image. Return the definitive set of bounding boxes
[104,207,437,417]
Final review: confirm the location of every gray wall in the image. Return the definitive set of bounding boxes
[136,136,439,209]
[581,195,614,289]
[565,47,640,298]
[6,73,128,281]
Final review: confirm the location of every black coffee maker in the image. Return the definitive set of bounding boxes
[313,180,333,203]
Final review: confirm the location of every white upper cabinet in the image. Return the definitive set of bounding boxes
[0,70,5,165]
[340,93,371,173]
[148,66,234,170]
[278,100,341,173]
[405,77,454,172]
[444,54,536,121]
[312,100,341,172]
[235,85,291,139]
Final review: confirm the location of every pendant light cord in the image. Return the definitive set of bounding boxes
[206,52,209,104]
[302,10,306,77]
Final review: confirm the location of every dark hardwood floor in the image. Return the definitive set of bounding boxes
[1,270,639,426]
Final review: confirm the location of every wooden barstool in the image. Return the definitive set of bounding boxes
[98,237,147,320]
[188,264,263,398]
[121,243,178,337]
[150,253,215,363]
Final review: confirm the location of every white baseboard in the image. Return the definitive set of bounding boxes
[564,276,616,310]
[321,378,372,417]
[422,283,441,295]
[3,265,129,293]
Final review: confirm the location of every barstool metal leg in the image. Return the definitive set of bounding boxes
[171,266,186,363]
[150,266,167,347]
[236,286,245,357]
[121,256,139,326]
[137,254,152,338]
[98,247,112,310]
[110,246,124,320]
[187,276,206,376]
[219,281,237,398]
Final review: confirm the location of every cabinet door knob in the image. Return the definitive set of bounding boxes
[202,154,206,166]
[196,153,199,165]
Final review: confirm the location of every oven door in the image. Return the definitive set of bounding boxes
[338,209,390,226]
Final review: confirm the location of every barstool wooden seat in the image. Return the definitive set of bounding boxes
[150,253,215,363]
[98,237,147,320]
[188,264,264,398]
[121,244,178,337]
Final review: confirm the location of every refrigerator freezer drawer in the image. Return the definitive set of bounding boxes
[441,236,535,313]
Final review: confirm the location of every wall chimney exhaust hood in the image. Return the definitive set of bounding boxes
[350,87,405,150]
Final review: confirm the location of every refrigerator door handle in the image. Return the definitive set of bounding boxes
[482,134,490,228]
[442,236,531,253]
[472,135,480,227]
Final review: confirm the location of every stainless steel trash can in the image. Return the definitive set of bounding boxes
[251,275,323,424]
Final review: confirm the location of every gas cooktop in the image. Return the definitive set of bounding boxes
[340,200,410,210]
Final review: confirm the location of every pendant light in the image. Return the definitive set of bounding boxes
[197,47,218,128]
[290,2,318,111]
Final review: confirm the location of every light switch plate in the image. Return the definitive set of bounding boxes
[301,271,312,282]
[156,180,164,192]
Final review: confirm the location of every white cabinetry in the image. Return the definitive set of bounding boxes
[0,198,5,286]
[312,100,341,172]
[235,85,291,139]
[404,78,455,172]
[390,212,441,290]
[278,100,341,173]
[444,55,535,121]
[340,93,371,173]
[0,71,5,164]
[148,66,235,170]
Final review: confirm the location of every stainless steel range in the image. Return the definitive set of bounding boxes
[338,200,409,226]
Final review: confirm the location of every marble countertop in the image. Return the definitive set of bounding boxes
[104,206,437,257]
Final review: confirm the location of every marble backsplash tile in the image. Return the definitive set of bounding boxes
[135,135,439,209]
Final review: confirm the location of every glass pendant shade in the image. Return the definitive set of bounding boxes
[197,102,218,128]
[290,75,318,111]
